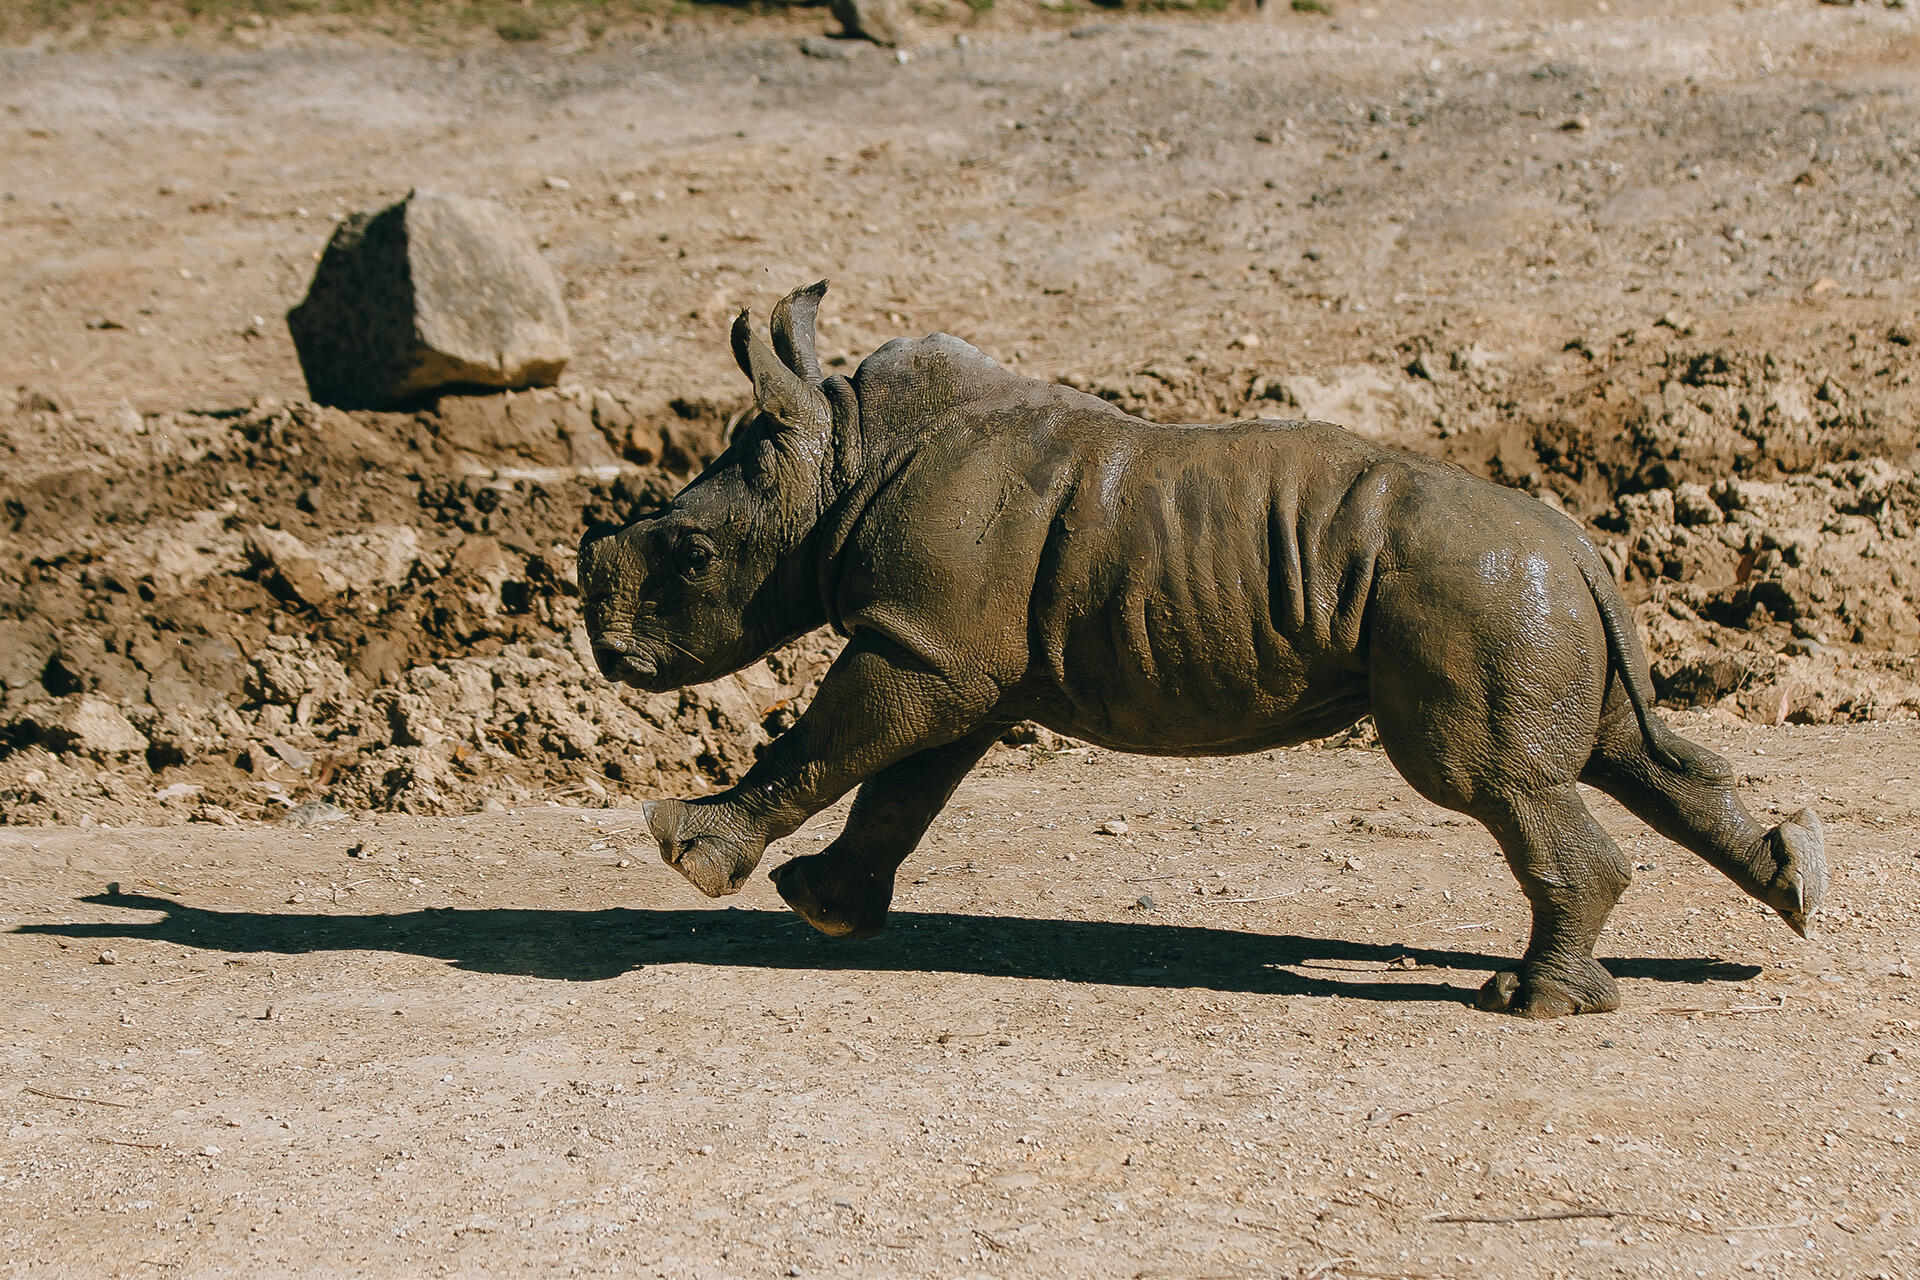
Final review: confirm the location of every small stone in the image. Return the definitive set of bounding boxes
[1655,310,1695,335]
[1867,1051,1894,1066]
[243,526,347,608]
[1389,954,1417,970]
[201,1145,221,1157]
[1134,894,1156,910]
[1344,856,1364,872]
[96,949,120,965]
[543,176,572,191]
[1100,819,1130,836]
[799,35,855,60]
[1229,332,1261,350]
[348,841,381,860]
[265,737,314,772]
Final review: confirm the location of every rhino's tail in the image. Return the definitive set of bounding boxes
[1572,546,1732,783]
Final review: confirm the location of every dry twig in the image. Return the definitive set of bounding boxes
[1427,1207,1631,1225]
[1366,1099,1450,1128]
[23,1086,133,1109]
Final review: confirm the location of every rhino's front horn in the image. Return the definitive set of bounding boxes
[731,308,830,434]
[771,280,828,381]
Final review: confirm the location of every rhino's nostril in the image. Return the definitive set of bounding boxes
[592,645,658,685]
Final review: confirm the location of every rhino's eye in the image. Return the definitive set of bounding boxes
[677,537,715,578]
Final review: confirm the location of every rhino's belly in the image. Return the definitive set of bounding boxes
[1032,625,1372,755]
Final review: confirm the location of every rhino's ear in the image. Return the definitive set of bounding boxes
[770,280,828,381]
[731,308,830,435]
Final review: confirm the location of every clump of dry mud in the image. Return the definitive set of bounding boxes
[0,385,836,826]
[3,318,1917,827]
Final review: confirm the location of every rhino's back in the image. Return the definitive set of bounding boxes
[850,332,1114,436]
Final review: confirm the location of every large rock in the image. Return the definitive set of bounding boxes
[830,0,905,46]
[286,190,570,409]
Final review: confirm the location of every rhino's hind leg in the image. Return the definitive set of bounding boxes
[1466,784,1630,1018]
[1581,706,1827,937]
[771,723,1006,939]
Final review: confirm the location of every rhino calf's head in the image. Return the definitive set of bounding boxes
[578,282,853,691]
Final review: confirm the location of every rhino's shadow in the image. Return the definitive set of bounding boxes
[20,890,1760,1006]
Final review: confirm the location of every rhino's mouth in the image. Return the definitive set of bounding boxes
[591,643,659,687]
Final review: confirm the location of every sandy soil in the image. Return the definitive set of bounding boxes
[4,717,1918,1278]
[3,1,1920,1276]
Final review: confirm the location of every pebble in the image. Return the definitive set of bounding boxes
[1867,1051,1894,1066]
[800,36,855,60]
[1135,894,1156,910]
[1344,856,1364,872]
[347,841,381,859]
[544,176,572,191]
[96,948,120,965]
[1100,819,1129,836]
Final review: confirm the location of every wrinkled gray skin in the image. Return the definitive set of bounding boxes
[578,282,1827,1017]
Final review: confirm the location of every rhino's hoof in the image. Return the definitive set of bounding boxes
[645,799,762,898]
[770,854,890,939]
[1477,963,1620,1018]
[1764,809,1826,939]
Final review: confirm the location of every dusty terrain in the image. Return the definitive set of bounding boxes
[4,721,1918,1278]
[2,0,1919,1276]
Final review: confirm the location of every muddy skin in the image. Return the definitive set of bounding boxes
[578,282,1827,1017]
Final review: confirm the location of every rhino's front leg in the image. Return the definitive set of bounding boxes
[769,722,1008,937]
[644,634,1002,900]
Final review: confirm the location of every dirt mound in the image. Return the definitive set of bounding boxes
[0,387,837,827]
[5,320,1918,827]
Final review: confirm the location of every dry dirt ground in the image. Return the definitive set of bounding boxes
[4,720,1919,1279]
[3,0,1920,1276]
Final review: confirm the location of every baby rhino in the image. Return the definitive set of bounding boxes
[578,282,1826,1017]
